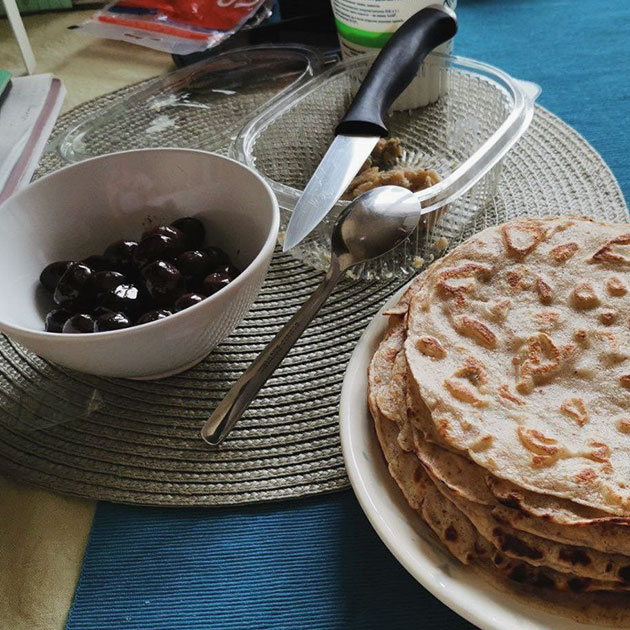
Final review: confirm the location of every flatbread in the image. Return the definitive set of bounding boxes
[405,216,630,515]
[372,407,630,624]
[374,320,630,558]
[420,451,630,584]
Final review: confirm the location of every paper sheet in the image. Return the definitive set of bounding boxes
[0,74,65,203]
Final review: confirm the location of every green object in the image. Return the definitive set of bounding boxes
[0,0,71,16]
[334,19,394,49]
[0,71,11,99]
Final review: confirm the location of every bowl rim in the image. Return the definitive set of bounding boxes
[0,147,280,340]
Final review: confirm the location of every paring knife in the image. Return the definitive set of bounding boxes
[282,4,458,252]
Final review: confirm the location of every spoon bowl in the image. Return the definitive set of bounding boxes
[332,186,422,271]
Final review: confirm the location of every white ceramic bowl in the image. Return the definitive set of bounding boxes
[0,149,279,379]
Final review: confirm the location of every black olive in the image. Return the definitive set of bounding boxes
[202,270,232,295]
[134,235,185,268]
[44,308,73,333]
[174,292,205,311]
[172,250,213,280]
[91,306,114,319]
[141,260,182,302]
[62,313,95,334]
[93,270,126,296]
[53,263,94,308]
[98,283,144,315]
[136,309,172,325]
[141,224,184,243]
[172,217,205,250]
[40,261,72,293]
[204,245,229,269]
[214,263,240,280]
[82,255,111,272]
[103,240,138,271]
[94,311,132,332]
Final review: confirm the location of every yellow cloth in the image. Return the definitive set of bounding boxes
[0,477,93,630]
[0,11,173,629]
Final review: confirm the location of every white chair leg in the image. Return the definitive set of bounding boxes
[3,0,36,75]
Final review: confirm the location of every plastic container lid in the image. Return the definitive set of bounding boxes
[232,51,541,279]
[55,45,324,163]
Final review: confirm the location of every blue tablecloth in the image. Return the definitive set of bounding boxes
[67,1,630,628]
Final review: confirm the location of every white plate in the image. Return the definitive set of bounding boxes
[339,281,608,630]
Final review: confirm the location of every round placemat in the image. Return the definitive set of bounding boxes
[0,87,627,505]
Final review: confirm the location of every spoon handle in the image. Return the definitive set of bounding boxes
[201,263,344,447]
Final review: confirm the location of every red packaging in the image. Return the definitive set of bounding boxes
[79,0,272,54]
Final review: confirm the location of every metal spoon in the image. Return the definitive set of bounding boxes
[201,185,422,446]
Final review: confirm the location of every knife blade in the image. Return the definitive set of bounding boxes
[282,4,457,252]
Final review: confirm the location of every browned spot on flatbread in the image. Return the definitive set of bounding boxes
[507,270,522,288]
[455,316,497,349]
[470,435,493,451]
[620,375,630,389]
[455,357,488,386]
[535,277,554,304]
[501,221,546,259]
[515,332,561,394]
[571,282,600,309]
[517,426,561,468]
[599,310,617,325]
[436,263,492,306]
[533,309,559,328]
[591,233,630,265]
[616,418,630,434]
[559,548,591,566]
[606,275,627,296]
[444,525,458,541]
[560,397,588,426]
[517,427,559,456]
[574,329,588,344]
[435,417,451,440]
[574,467,597,484]
[415,335,446,359]
[550,242,579,262]
[487,299,511,321]
[586,440,611,463]
[444,378,487,407]
[492,527,543,560]
[498,384,526,406]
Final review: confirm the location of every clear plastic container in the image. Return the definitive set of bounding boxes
[55,45,324,163]
[232,51,541,279]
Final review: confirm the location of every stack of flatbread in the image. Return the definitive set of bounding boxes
[368,216,630,625]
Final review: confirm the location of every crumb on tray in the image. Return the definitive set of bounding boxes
[432,236,449,252]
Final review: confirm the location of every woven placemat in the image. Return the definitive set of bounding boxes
[0,82,627,506]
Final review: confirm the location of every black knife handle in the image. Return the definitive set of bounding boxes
[335,5,457,137]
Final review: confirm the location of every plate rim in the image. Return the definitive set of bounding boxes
[338,279,609,630]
